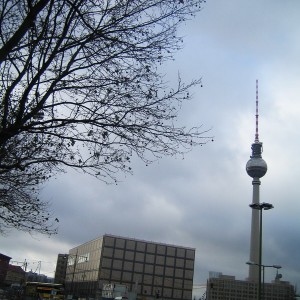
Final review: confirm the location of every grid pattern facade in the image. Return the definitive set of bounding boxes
[64,234,195,300]
[54,254,68,284]
[206,276,295,300]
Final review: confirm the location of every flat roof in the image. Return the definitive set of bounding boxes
[70,233,195,251]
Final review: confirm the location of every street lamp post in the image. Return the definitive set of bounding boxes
[246,262,281,300]
[248,202,274,300]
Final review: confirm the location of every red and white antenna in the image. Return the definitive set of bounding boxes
[255,79,259,142]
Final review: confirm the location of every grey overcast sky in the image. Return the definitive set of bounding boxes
[1,0,300,296]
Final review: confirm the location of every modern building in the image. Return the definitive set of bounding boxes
[64,234,195,300]
[4,265,26,286]
[206,272,295,300]
[0,253,11,288]
[54,254,68,284]
[26,271,53,283]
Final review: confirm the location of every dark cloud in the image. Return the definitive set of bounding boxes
[1,0,300,293]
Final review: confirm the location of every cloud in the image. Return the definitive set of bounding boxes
[1,0,300,292]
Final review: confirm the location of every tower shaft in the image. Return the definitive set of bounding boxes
[248,178,261,281]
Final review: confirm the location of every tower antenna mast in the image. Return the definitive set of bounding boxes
[255,79,259,143]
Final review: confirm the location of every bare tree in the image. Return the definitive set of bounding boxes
[0,128,59,234]
[0,0,209,233]
[0,170,58,235]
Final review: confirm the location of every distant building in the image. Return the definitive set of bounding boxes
[5,265,26,286]
[26,271,53,283]
[0,253,11,287]
[54,254,68,284]
[206,272,295,300]
[64,234,195,300]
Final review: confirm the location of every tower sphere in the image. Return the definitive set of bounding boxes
[246,156,267,178]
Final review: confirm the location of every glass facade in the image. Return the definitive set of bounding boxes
[64,234,195,300]
[65,238,103,297]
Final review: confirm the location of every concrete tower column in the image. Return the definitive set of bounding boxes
[248,178,261,281]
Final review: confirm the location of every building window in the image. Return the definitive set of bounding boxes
[183,280,193,289]
[126,240,136,250]
[176,248,185,258]
[105,236,115,247]
[145,254,155,264]
[154,277,163,286]
[185,259,194,269]
[164,277,173,287]
[143,274,153,284]
[183,290,192,299]
[174,269,183,278]
[135,252,145,262]
[174,278,183,288]
[134,263,143,273]
[165,267,174,277]
[154,266,163,276]
[124,251,134,260]
[102,258,112,268]
[167,246,176,256]
[112,259,122,270]
[136,242,146,252]
[147,243,156,254]
[111,270,121,281]
[115,238,125,248]
[163,288,172,298]
[142,285,152,295]
[186,250,194,259]
[122,272,132,282]
[123,261,133,271]
[156,245,166,255]
[165,257,175,266]
[175,258,184,268]
[173,289,182,299]
[185,270,193,279]
[155,256,165,265]
[101,269,111,279]
[102,247,113,258]
[144,264,154,274]
[114,249,124,259]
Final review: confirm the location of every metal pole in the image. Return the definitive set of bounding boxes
[71,251,78,299]
[262,265,265,300]
[258,208,262,300]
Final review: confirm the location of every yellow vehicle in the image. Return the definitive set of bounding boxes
[23,282,64,300]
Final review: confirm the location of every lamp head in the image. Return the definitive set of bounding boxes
[273,265,282,269]
[261,202,274,210]
[249,202,274,210]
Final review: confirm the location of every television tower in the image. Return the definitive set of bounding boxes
[246,80,268,281]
